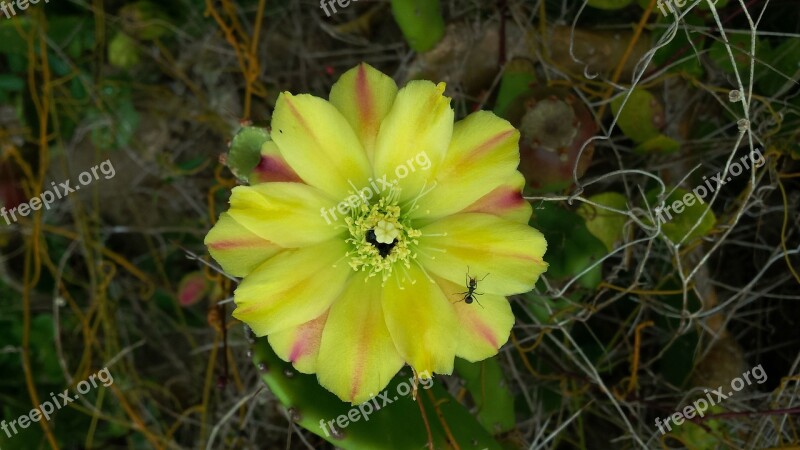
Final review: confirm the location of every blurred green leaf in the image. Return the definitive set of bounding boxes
[635,133,680,154]
[610,88,664,144]
[390,0,445,52]
[709,33,766,76]
[531,203,607,289]
[109,32,141,69]
[525,289,577,324]
[494,60,537,118]
[756,37,800,96]
[576,192,628,251]
[652,23,705,78]
[455,358,515,434]
[647,187,716,243]
[589,0,633,10]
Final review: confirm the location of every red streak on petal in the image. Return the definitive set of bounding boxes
[288,339,306,363]
[470,315,498,349]
[355,64,374,127]
[253,155,302,183]
[289,313,327,363]
[349,338,367,402]
[208,238,268,250]
[465,186,524,215]
[285,95,313,133]
[468,129,516,160]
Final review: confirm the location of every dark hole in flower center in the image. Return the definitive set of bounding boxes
[366,229,397,258]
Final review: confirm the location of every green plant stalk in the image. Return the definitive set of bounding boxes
[390,0,445,53]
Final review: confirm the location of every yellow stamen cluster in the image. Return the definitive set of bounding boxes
[345,194,421,283]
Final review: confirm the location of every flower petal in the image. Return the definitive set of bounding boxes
[382,265,458,377]
[204,212,282,278]
[418,213,547,296]
[232,239,352,335]
[460,171,532,224]
[271,92,371,199]
[435,277,514,361]
[329,63,398,162]
[226,182,343,248]
[250,140,303,184]
[411,111,521,222]
[268,310,329,374]
[372,81,453,204]
[317,273,404,404]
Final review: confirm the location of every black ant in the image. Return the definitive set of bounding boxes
[454,268,488,307]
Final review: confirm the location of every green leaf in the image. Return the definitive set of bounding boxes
[576,192,628,251]
[525,289,577,324]
[494,60,537,118]
[756,37,800,96]
[454,358,515,434]
[588,0,633,10]
[0,18,30,56]
[646,187,716,243]
[109,32,141,69]
[610,88,664,144]
[88,85,141,150]
[390,0,445,52]
[227,126,271,182]
[667,406,726,448]
[634,133,680,154]
[708,33,766,76]
[531,203,607,289]
[0,74,24,92]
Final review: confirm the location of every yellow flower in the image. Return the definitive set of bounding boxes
[205,63,548,403]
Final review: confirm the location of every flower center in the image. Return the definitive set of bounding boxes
[344,191,421,282]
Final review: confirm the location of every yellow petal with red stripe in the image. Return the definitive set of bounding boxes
[226,182,342,248]
[412,111,520,222]
[232,239,352,336]
[459,171,531,224]
[204,212,282,278]
[330,63,398,161]
[372,81,453,204]
[382,266,458,377]
[268,310,329,374]
[271,92,372,199]
[317,272,404,404]
[418,213,547,296]
[436,277,514,361]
